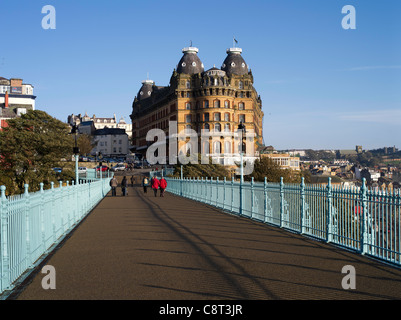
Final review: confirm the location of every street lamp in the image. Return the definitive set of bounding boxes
[237,122,246,183]
[70,124,80,184]
[237,122,246,216]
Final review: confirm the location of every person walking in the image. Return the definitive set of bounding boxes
[130,175,134,187]
[121,176,128,196]
[159,177,167,197]
[142,176,150,193]
[110,176,118,196]
[151,176,160,197]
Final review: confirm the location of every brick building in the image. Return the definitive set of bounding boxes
[130,46,264,164]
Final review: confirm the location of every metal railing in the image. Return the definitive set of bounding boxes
[166,176,401,267]
[0,176,112,296]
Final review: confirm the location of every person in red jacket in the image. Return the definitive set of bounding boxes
[159,177,167,197]
[151,176,160,197]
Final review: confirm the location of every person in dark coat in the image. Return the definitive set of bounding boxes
[121,176,128,196]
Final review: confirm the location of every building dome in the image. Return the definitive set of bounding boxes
[137,80,154,101]
[176,47,204,74]
[221,48,248,76]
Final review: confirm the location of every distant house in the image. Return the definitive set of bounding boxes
[92,127,129,157]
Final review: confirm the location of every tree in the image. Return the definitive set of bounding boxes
[171,154,231,179]
[77,134,96,156]
[0,110,74,194]
[247,157,307,183]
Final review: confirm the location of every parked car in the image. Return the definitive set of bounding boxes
[52,167,62,173]
[111,163,126,172]
[78,167,87,174]
[96,165,109,172]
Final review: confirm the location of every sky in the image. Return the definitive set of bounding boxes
[0,0,400,151]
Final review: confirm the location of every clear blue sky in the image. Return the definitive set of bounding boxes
[1,0,400,150]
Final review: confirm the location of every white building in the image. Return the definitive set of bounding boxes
[68,113,132,138]
[0,77,36,128]
[92,127,130,157]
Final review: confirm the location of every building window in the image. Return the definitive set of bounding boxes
[204,113,209,122]
[185,115,191,123]
[186,102,191,110]
[214,141,221,154]
[214,123,221,132]
[238,102,244,110]
[239,114,245,123]
[214,113,221,121]
[239,81,244,89]
[214,100,220,108]
[214,78,218,86]
[224,123,230,132]
[224,113,230,122]
[204,100,209,108]
[224,141,231,153]
[204,123,210,131]
[186,80,190,89]
[224,101,229,108]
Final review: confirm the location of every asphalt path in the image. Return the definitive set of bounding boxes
[11,175,401,300]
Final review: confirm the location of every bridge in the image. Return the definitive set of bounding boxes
[1,173,401,302]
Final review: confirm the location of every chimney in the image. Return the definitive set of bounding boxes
[5,91,9,108]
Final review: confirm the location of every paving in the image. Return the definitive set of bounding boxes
[10,175,401,300]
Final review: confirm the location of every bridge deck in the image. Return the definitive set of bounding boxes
[10,177,401,300]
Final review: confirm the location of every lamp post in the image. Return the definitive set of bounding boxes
[70,124,80,185]
[238,122,246,216]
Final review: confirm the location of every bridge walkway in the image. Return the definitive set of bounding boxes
[10,175,401,300]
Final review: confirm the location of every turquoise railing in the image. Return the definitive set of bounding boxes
[0,176,112,296]
[166,176,401,267]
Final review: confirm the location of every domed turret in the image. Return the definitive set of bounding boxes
[221,47,248,76]
[137,79,154,101]
[176,47,204,74]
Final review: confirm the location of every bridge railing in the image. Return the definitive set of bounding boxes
[0,176,112,296]
[166,176,401,267]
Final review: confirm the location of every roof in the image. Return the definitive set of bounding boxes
[221,48,249,76]
[176,47,204,74]
[94,127,126,135]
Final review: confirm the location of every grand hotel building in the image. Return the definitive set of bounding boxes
[130,46,264,163]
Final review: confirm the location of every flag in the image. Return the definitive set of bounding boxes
[234,37,238,44]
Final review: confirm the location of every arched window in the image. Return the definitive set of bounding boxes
[214,100,220,108]
[204,100,209,108]
[224,141,231,154]
[214,78,218,86]
[224,123,230,132]
[239,81,244,89]
[204,123,210,131]
[186,80,191,89]
[214,123,221,132]
[214,141,221,154]
[224,100,230,108]
[214,113,221,121]
[238,102,244,110]
[202,141,210,154]
[224,113,230,122]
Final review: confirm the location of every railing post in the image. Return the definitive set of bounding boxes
[361,178,368,254]
[24,184,32,268]
[210,177,213,205]
[240,174,243,216]
[280,177,284,228]
[51,182,56,242]
[264,177,267,223]
[231,177,234,213]
[40,182,46,251]
[223,177,226,210]
[300,177,305,234]
[326,177,333,243]
[251,177,254,219]
[216,177,219,207]
[1,185,9,292]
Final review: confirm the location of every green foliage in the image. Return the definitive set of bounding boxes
[0,110,74,194]
[247,157,307,183]
[171,155,231,179]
